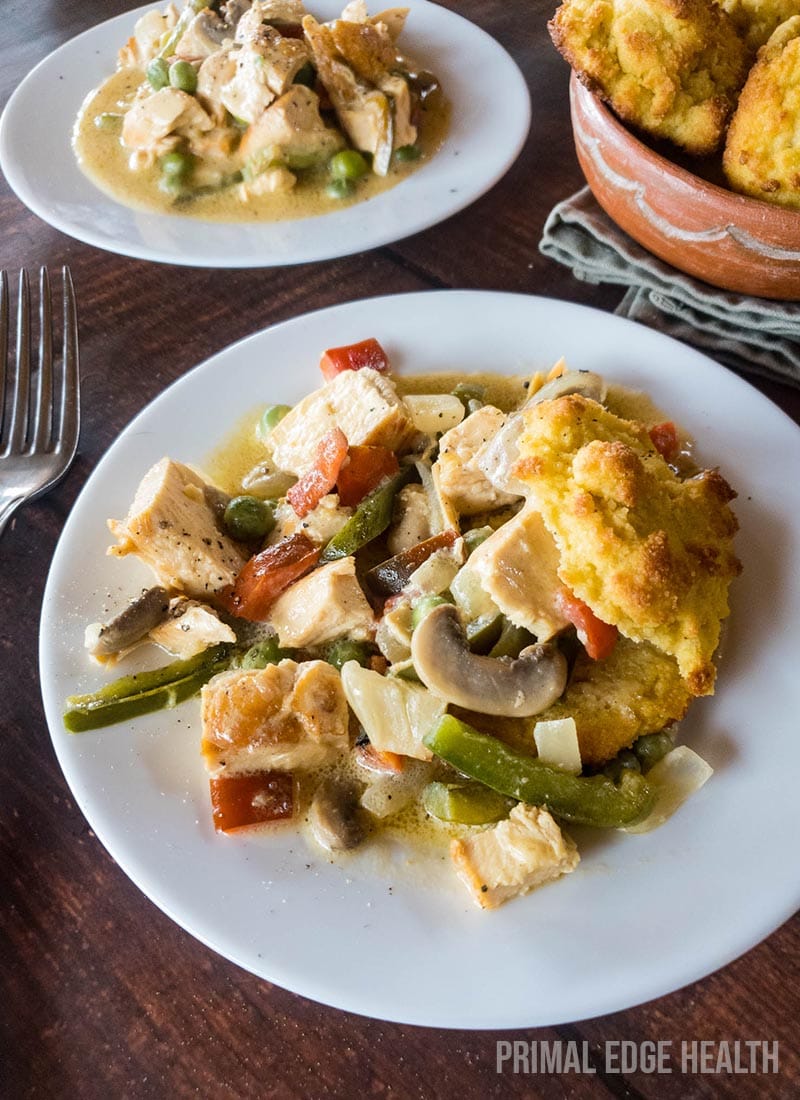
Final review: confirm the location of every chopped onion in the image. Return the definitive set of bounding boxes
[360,760,432,819]
[405,544,464,597]
[340,661,446,760]
[533,717,582,775]
[622,746,713,834]
[404,393,465,435]
[450,560,500,621]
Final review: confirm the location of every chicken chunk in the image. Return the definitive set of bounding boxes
[222,26,310,124]
[270,493,352,545]
[268,368,417,477]
[148,597,237,659]
[435,406,520,516]
[201,659,350,775]
[108,458,247,600]
[387,484,433,555]
[450,804,579,909]
[197,49,238,122]
[239,85,344,166]
[549,0,748,155]
[118,6,178,68]
[464,503,571,641]
[175,9,234,62]
[122,87,213,152]
[266,556,375,647]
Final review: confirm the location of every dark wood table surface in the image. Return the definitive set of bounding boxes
[2,2,799,1097]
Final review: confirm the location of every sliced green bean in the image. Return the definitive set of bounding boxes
[321,470,411,561]
[240,638,293,669]
[422,781,515,825]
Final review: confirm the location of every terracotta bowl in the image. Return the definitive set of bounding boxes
[569,72,800,300]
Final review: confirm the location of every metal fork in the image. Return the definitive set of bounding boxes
[0,267,80,539]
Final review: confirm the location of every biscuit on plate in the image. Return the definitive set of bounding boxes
[512,394,741,697]
[548,0,749,154]
[723,16,800,206]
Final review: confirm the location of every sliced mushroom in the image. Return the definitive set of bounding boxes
[308,778,366,851]
[530,369,607,406]
[410,604,567,717]
[85,586,170,658]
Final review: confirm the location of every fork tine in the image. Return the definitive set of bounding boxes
[0,271,8,438]
[7,269,31,455]
[56,266,80,459]
[32,266,54,452]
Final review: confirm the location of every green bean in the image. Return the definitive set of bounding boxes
[633,731,674,773]
[223,495,276,542]
[326,178,355,200]
[465,612,503,653]
[452,382,486,412]
[240,638,292,669]
[329,150,369,182]
[160,151,194,181]
[424,715,655,828]
[411,594,451,631]
[489,619,535,659]
[94,112,123,130]
[169,60,198,94]
[394,144,421,163]
[324,638,373,671]
[422,781,515,825]
[64,644,233,733]
[146,57,170,91]
[463,525,492,556]
[321,470,411,561]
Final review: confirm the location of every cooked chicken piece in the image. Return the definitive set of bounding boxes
[221,28,309,124]
[236,0,308,40]
[430,463,461,534]
[148,597,236,659]
[340,3,410,39]
[463,503,571,641]
[121,88,213,152]
[435,406,521,516]
[303,15,395,173]
[724,17,800,207]
[513,395,741,695]
[450,804,579,909]
[197,49,238,122]
[266,557,375,647]
[118,6,178,68]
[270,493,352,545]
[549,0,748,155]
[175,9,234,61]
[387,484,433,555]
[239,85,344,164]
[268,368,417,477]
[536,636,691,765]
[239,165,297,197]
[108,458,247,600]
[201,659,350,775]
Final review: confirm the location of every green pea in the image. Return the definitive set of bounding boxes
[411,595,451,632]
[603,749,642,783]
[223,495,276,542]
[169,60,198,94]
[257,404,291,441]
[324,638,373,671]
[633,731,674,773]
[329,149,369,182]
[241,638,292,670]
[394,144,421,163]
[94,112,122,130]
[326,177,355,200]
[293,61,316,88]
[463,526,492,556]
[160,151,194,181]
[146,57,170,91]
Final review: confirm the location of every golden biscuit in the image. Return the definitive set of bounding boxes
[536,637,691,765]
[718,0,800,54]
[549,0,749,154]
[723,16,800,206]
[513,395,740,696]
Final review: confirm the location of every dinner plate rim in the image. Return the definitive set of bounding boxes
[39,289,800,1027]
[0,1,531,268]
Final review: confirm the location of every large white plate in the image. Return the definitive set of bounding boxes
[0,1,529,267]
[40,291,800,1027]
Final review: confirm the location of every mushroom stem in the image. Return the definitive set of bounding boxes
[410,604,568,717]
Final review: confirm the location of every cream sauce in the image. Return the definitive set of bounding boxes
[73,67,450,222]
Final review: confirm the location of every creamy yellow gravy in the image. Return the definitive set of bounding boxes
[73,67,450,222]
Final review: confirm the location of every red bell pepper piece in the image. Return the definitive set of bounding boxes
[557,589,618,660]
[287,427,349,518]
[320,338,390,382]
[649,421,680,463]
[336,444,399,508]
[224,533,320,621]
[210,772,294,833]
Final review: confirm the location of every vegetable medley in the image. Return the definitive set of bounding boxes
[75,0,445,212]
[65,341,741,910]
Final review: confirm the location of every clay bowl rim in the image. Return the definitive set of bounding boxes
[569,71,800,238]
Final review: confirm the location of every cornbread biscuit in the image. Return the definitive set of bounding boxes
[548,0,749,154]
[536,637,692,765]
[723,16,800,206]
[718,0,800,54]
[513,395,741,696]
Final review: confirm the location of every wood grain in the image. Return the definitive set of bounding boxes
[1,2,798,1097]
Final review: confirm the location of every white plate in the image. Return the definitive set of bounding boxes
[0,1,529,267]
[40,291,800,1027]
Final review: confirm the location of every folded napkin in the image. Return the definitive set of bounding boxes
[540,187,800,389]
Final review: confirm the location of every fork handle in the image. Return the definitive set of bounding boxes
[0,496,23,539]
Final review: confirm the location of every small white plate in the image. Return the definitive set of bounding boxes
[0,1,530,267]
[40,291,800,1027]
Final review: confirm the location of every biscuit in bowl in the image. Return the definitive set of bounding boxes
[548,0,749,154]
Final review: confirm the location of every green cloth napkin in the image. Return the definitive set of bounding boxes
[540,187,800,389]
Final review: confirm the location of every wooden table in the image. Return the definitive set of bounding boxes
[2,2,798,1096]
